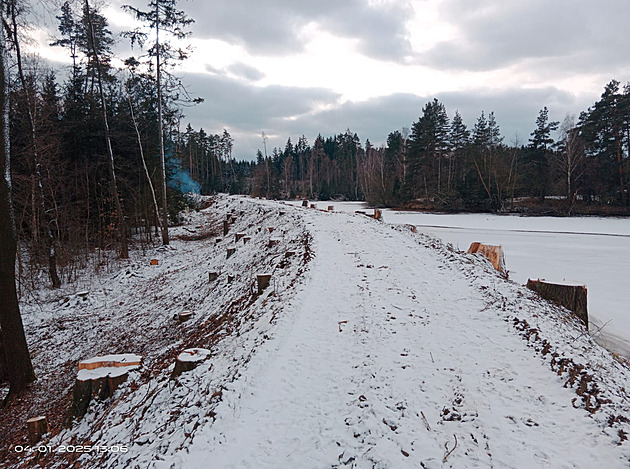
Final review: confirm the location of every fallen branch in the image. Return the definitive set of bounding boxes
[421,411,431,431]
[443,434,458,463]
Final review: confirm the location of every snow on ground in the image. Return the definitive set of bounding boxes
[5,196,630,468]
[181,202,630,468]
[290,201,630,358]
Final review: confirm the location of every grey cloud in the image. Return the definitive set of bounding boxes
[423,0,630,74]
[180,70,594,159]
[176,0,413,62]
[226,63,265,82]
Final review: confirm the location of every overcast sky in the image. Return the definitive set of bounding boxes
[33,0,630,159]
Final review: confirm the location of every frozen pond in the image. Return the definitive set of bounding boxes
[286,200,630,356]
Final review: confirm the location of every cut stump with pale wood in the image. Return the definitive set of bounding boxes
[171,348,211,379]
[73,354,142,418]
[26,416,48,444]
[467,242,506,275]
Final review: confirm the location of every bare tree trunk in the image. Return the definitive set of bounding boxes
[156,10,170,244]
[85,0,128,258]
[0,22,36,398]
[8,2,61,287]
[127,86,163,238]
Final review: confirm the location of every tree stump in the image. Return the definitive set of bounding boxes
[215,237,222,244]
[227,247,236,259]
[268,238,280,248]
[176,310,194,323]
[243,236,251,244]
[257,274,272,295]
[208,271,218,282]
[302,200,309,207]
[150,259,159,266]
[227,275,234,284]
[171,348,211,379]
[373,209,382,220]
[73,354,141,418]
[310,204,316,209]
[467,242,506,274]
[268,227,274,233]
[526,279,588,328]
[223,220,229,236]
[26,416,48,444]
[235,232,246,242]
[328,205,334,211]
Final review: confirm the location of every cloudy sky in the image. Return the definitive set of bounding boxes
[34,0,630,159]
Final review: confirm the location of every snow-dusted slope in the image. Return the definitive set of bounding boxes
[180,202,630,468]
[6,196,630,468]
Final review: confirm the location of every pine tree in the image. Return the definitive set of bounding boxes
[124,0,194,244]
[528,107,559,201]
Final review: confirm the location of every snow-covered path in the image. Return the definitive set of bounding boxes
[179,206,630,468]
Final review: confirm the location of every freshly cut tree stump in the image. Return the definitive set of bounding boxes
[208,272,218,282]
[171,348,211,379]
[467,242,506,275]
[373,209,382,220]
[227,247,236,259]
[223,220,229,236]
[78,354,142,370]
[176,310,194,323]
[328,206,334,211]
[310,204,316,209]
[73,354,142,418]
[235,232,246,242]
[526,279,588,328]
[257,274,272,295]
[302,200,309,207]
[268,227,275,233]
[26,416,48,444]
[405,224,418,233]
[150,259,159,266]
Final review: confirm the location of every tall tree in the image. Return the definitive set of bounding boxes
[6,0,62,285]
[83,0,128,258]
[408,99,450,201]
[0,7,36,398]
[528,107,559,201]
[124,0,194,245]
[553,114,586,207]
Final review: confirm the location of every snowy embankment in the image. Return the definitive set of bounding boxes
[5,196,630,468]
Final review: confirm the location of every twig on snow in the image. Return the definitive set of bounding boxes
[443,434,458,463]
[421,411,432,431]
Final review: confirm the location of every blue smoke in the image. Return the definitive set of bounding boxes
[167,157,201,194]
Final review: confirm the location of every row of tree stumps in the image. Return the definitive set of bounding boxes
[25,204,300,444]
[466,242,588,329]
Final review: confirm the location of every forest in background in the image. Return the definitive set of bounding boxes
[3,0,630,299]
[214,84,630,216]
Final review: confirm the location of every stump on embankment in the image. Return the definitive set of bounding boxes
[526,279,588,329]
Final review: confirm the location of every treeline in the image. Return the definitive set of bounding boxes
[5,0,236,290]
[237,81,629,211]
